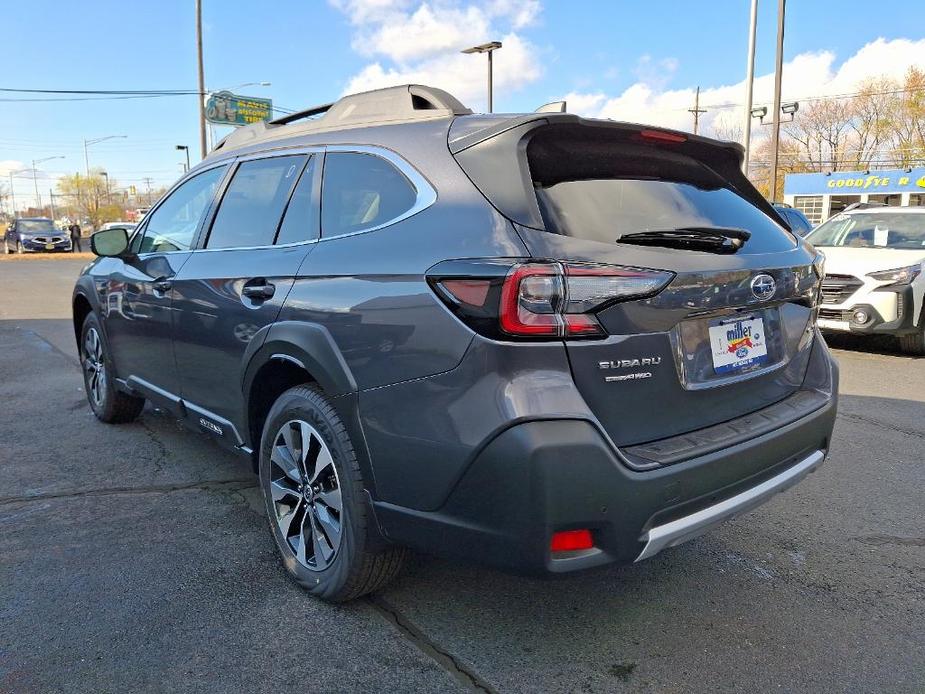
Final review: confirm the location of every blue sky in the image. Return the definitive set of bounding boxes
[3,0,924,209]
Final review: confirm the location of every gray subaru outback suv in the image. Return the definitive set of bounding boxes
[73,85,838,602]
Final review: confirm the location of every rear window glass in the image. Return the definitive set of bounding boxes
[536,179,788,246]
[528,127,796,254]
[321,152,416,237]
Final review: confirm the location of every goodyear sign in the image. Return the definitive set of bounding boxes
[785,167,925,196]
[205,91,273,126]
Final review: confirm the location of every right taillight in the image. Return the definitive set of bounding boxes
[430,259,673,340]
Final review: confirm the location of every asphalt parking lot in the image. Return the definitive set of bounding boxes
[1,257,923,693]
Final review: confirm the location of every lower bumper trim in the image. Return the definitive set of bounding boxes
[635,449,825,562]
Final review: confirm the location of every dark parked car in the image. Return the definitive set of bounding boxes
[774,203,814,236]
[73,85,838,602]
[4,217,72,253]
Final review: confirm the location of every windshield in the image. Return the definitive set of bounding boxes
[807,212,925,249]
[18,220,56,233]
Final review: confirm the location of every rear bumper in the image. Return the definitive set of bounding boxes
[636,449,824,561]
[372,336,838,574]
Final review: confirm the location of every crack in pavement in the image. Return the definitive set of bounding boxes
[852,535,925,547]
[369,595,497,693]
[0,478,257,506]
[836,411,925,441]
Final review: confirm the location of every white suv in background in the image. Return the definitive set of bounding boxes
[807,204,925,355]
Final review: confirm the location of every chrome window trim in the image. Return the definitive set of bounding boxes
[180,144,437,253]
[318,144,437,241]
[132,160,232,257]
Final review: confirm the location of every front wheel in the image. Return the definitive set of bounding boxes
[80,313,145,422]
[898,327,925,356]
[16,240,24,254]
[259,385,407,602]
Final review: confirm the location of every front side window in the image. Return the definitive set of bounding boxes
[206,155,307,249]
[321,152,416,237]
[137,166,226,253]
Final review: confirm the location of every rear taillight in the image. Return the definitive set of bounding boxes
[430,260,673,340]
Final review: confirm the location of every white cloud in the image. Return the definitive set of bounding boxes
[0,160,26,178]
[331,0,544,110]
[560,38,925,140]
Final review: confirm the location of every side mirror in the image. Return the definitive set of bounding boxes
[91,227,131,257]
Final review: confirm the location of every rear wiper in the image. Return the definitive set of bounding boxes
[618,227,751,254]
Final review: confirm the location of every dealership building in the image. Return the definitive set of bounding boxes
[782,166,925,225]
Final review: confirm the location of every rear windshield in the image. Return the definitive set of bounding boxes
[536,179,788,246]
[18,220,55,233]
[806,212,925,249]
[527,126,796,254]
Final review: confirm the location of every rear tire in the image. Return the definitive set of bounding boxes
[80,312,145,423]
[259,385,407,602]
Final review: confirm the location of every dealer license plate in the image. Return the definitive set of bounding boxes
[709,316,768,374]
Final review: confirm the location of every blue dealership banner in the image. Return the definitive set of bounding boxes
[784,167,925,196]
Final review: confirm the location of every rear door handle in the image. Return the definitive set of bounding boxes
[152,278,172,292]
[242,281,276,300]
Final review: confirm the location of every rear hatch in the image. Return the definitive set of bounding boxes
[450,116,822,449]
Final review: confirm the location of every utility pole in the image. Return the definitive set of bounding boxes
[688,86,706,135]
[768,0,786,202]
[196,0,208,160]
[49,189,57,220]
[742,0,759,174]
[142,177,154,205]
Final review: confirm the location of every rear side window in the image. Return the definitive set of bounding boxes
[276,155,318,245]
[137,166,225,253]
[321,152,416,237]
[206,155,306,249]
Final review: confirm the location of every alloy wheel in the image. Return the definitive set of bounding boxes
[83,327,107,408]
[269,419,343,571]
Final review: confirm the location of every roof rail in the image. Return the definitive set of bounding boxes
[269,102,335,126]
[208,84,471,156]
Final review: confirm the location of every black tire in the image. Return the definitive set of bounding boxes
[80,312,145,423]
[259,385,407,602]
[16,240,24,254]
[898,328,925,356]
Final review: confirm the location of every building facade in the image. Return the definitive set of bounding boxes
[782,166,925,225]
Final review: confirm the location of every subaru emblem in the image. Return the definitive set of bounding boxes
[750,274,776,301]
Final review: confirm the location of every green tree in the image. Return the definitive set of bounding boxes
[56,169,124,229]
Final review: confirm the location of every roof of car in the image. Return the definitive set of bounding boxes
[203,83,745,163]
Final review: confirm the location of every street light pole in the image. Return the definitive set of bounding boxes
[768,0,786,202]
[176,145,191,172]
[196,0,208,160]
[84,136,126,176]
[31,155,65,213]
[9,172,16,217]
[742,0,759,174]
[462,41,502,112]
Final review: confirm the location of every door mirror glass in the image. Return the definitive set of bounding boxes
[91,227,130,257]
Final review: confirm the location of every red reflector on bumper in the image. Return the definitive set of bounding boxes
[550,529,593,552]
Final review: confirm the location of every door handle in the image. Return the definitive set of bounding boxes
[242,281,276,300]
[152,278,172,292]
